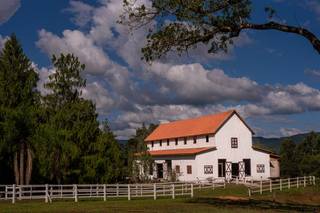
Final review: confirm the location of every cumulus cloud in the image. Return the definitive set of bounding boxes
[36,29,112,74]
[65,0,94,27]
[305,69,320,79]
[0,0,20,24]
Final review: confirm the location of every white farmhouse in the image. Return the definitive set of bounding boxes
[144,110,280,182]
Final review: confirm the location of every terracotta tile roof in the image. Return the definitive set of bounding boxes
[145,110,252,142]
[148,147,216,156]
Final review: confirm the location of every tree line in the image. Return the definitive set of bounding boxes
[0,35,154,185]
[280,132,320,177]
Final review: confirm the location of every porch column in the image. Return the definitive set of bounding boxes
[163,162,168,180]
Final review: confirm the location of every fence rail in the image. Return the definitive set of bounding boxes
[0,180,225,204]
[248,176,316,196]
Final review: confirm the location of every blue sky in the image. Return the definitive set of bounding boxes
[1,0,320,138]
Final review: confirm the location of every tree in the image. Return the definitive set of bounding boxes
[279,139,299,177]
[0,35,39,184]
[295,132,320,176]
[119,0,320,62]
[82,120,124,183]
[33,54,100,183]
[126,123,157,182]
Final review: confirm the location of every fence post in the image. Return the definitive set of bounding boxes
[74,184,78,202]
[103,184,106,201]
[12,184,16,204]
[280,179,282,191]
[212,182,215,190]
[128,184,131,201]
[269,179,272,192]
[304,176,306,187]
[153,183,156,200]
[248,188,251,197]
[172,184,175,199]
[313,176,316,185]
[260,178,262,195]
[116,184,119,197]
[297,177,299,188]
[45,184,48,203]
[288,178,290,189]
[191,184,193,198]
[140,184,142,196]
[5,186,7,200]
[18,185,21,200]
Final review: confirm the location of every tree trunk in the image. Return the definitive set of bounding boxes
[19,143,25,185]
[25,145,33,185]
[13,152,19,184]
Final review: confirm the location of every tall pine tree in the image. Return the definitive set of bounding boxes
[0,35,39,184]
[33,54,100,183]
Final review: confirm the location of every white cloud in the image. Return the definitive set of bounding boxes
[65,0,94,27]
[0,0,20,24]
[36,29,112,74]
[82,81,115,113]
[280,127,303,137]
[0,35,8,50]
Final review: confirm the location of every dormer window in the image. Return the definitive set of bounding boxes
[193,137,197,144]
[160,140,162,146]
[167,139,170,146]
[175,138,178,145]
[184,138,187,145]
[206,135,209,142]
[231,137,238,148]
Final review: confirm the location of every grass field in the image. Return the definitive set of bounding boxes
[0,184,319,213]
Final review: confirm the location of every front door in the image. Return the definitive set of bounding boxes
[218,159,226,177]
[232,163,239,178]
[243,159,251,176]
[157,163,163,179]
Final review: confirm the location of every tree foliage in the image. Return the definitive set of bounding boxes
[280,132,320,177]
[119,0,320,62]
[126,123,157,182]
[0,34,39,184]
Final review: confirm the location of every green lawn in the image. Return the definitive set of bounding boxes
[0,184,319,213]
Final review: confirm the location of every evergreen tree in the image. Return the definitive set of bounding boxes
[33,54,100,183]
[0,35,39,184]
[82,120,124,183]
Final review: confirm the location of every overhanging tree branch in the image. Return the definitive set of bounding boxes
[240,21,320,54]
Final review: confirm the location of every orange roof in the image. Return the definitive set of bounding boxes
[148,147,216,156]
[145,110,253,142]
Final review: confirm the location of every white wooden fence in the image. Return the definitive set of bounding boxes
[0,180,225,204]
[247,176,316,196]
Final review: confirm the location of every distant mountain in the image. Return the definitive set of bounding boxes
[253,132,318,153]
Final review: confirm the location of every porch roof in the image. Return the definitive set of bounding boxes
[148,147,216,157]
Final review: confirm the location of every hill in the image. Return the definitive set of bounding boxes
[253,132,317,153]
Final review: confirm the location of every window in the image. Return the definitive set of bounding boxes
[175,138,178,145]
[184,138,187,145]
[206,135,209,142]
[175,165,180,174]
[204,165,213,174]
[167,139,170,146]
[151,141,154,148]
[257,164,265,173]
[160,140,162,146]
[187,165,192,174]
[231,137,238,148]
[193,137,197,144]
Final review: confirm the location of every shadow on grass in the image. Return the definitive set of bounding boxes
[187,197,320,212]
